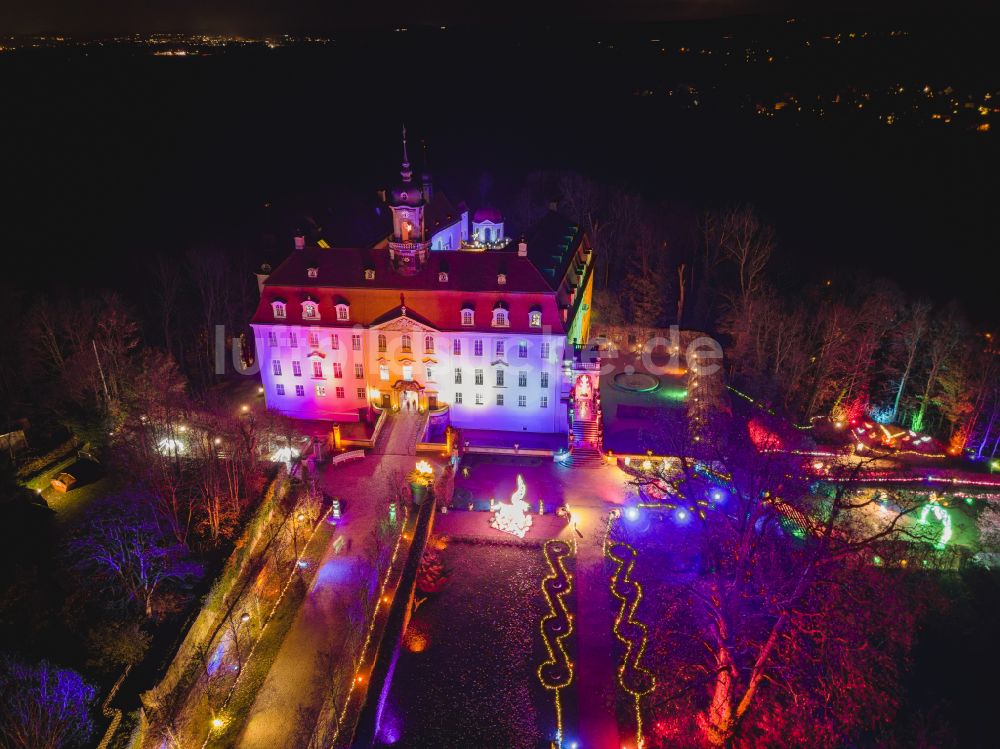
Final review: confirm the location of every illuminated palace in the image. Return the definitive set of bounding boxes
[251,135,594,437]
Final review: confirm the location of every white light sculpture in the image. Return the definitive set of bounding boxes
[491,474,533,538]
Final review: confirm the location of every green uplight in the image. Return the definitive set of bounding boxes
[872,555,883,566]
[657,388,688,402]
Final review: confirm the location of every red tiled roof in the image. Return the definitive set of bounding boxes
[252,247,565,333]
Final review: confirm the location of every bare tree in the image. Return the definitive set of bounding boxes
[889,300,931,424]
[0,657,96,749]
[632,412,928,747]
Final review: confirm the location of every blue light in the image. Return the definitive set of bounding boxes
[710,488,726,503]
[625,506,640,522]
[297,560,309,568]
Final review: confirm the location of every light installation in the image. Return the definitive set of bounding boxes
[491,474,533,538]
[606,538,656,749]
[538,539,575,748]
[917,503,953,549]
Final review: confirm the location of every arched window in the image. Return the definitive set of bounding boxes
[335,303,350,321]
[461,308,474,326]
[401,334,412,353]
[302,301,319,320]
[378,334,387,353]
[492,308,509,328]
[424,335,434,353]
[272,301,287,319]
[529,311,542,328]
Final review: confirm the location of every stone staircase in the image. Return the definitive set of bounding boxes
[568,416,605,468]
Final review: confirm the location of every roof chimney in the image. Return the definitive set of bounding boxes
[517,239,528,257]
[294,235,305,251]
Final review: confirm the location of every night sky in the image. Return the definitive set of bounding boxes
[3,1,998,33]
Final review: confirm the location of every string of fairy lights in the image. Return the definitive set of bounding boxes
[605,513,656,749]
[537,538,576,749]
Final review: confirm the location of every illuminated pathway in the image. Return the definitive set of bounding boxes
[235,417,426,749]
[565,503,622,749]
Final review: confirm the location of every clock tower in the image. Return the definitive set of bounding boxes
[388,127,429,273]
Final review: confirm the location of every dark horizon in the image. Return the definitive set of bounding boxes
[4,0,1000,35]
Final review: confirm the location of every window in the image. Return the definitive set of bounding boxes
[518,371,527,387]
[439,271,449,283]
[474,339,483,356]
[331,333,340,350]
[454,392,463,404]
[540,342,550,360]
[357,387,366,399]
[336,386,345,398]
[496,369,505,387]
[268,331,278,346]
[424,335,434,353]
[302,302,319,320]
[492,308,509,327]
[495,340,505,357]
[461,308,474,326]
[308,332,320,347]
[307,266,318,279]
[289,332,298,348]
[530,311,542,328]
[379,364,389,381]
[292,361,302,377]
[426,366,435,381]
[336,304,350,321]
[496,394,504,406]
[402,365,413,381]
[541,372,549,388]
[352,334,362,351]
[518,395,527,407]
[354,363,364,379]
[474,369,484,385]
[276,383,285,396]
[378,334,387,352]
[401,335,412,353]
[315,385,326,397]
[364,268,376,280]
[518,341,528,358]
[454,368,462,384]
[295,384,305,397]
[497,273,507,285]
[331,362,342,378]
[453,339,461,355]
[314,361,325,378]
[272,360,282,376]
[475,393,484,405]
[540,396,548,408]
[272,301,287,319]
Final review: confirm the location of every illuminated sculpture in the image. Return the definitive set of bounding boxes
[490,474,533,538]
[918,502,953,549]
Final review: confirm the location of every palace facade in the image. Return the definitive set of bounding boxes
[250,135,594,437]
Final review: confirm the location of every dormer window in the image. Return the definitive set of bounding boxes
[529,311,542,328]
[335,303,350,321]
[307,266,319,279]
[497,273,507,285]
[302,301,320,320]
[272,301,287,319]
[438,271,449,283]
[492,305,509,328]
[364,268,376,281]
[461,308,474,327]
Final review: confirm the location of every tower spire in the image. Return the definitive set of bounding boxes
[400,125,412,183]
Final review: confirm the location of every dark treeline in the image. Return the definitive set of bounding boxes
[511,170,999,457]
